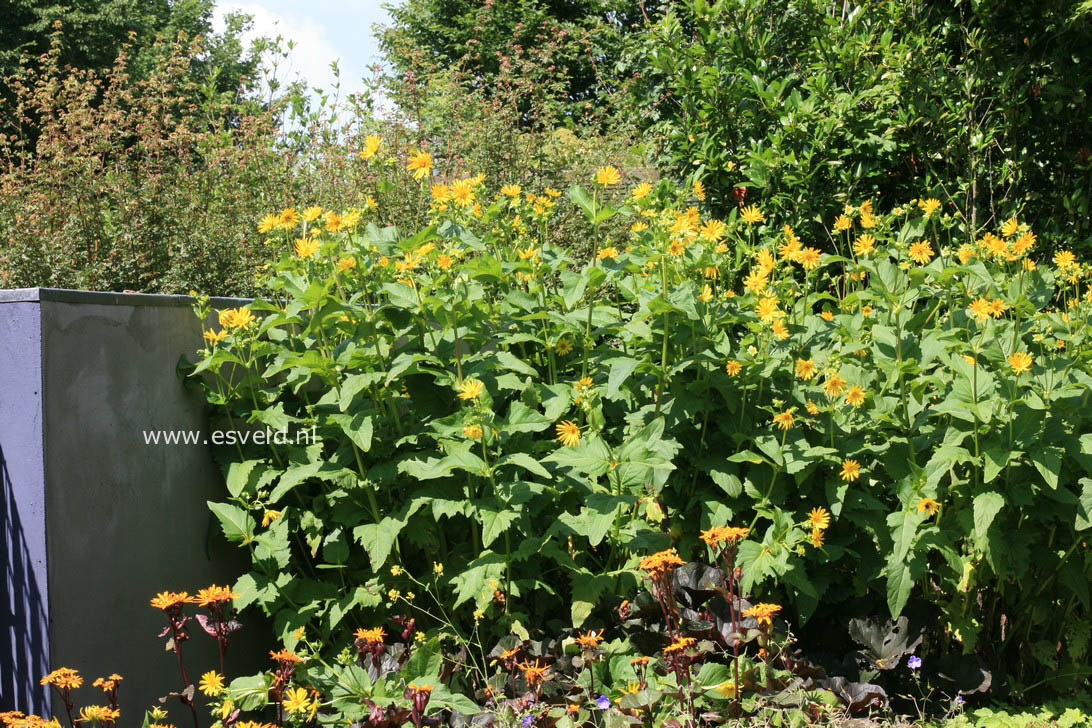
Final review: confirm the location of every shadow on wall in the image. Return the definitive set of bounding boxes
[0,445,49,714]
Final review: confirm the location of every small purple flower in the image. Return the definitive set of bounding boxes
[521,715,534,727]
[596,695,610,710]
[907,655,922,670]
[955,695,964,706]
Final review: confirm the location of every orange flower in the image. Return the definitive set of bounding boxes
[150,591,194,611]
[742,603,782,626]
[195,585,239,607]
[575,631,604,649]
[639,548,685,575]
[354,627,385,643]
[518,660,550,685]
[772,408,795,431]
[663,637,696,654]
[269,648,303,664]
[700,525,750,547]
[40,668,83,690]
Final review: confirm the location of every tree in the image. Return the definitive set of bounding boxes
[0,0,265,131]
[379,0,667,127]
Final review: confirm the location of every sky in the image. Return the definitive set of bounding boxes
[213,0,393,103]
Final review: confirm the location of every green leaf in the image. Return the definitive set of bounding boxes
[1076,479,1092,531]
[498,452,550,479]
[972,491,1005,547]
[228,674,272,710]
[606,357,640,400]
[478,505,519,547]
[330,412,373,452]
[352,517,405,571]
[1031,445,1063,489]
[886,561,915,618]
[570,571,614,628]
[208,501,255,544]
[225,460,261,497]
[495,350,538,377]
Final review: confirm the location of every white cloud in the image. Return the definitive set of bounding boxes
[213,2,367,103]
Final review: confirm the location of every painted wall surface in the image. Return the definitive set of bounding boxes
[0,302,50,714]
[0,289,261,721]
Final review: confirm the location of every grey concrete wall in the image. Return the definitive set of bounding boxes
[1,289,262,722]
[0,301,50,713]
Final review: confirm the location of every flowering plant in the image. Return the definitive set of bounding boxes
[190,145,1092,701]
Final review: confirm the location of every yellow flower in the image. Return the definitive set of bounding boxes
[701,219,726,241]
[324,211,346,232]
[770,319,789,339]
[630,221,649,234]
[694,180,706,200]
[199,671,225,697]
[463,424,483,439]
[1008,351,1033,375]
[667,239,686,257]
[451,179,475,207]
[795,358,817,380]
[1001,217,1020,237]
[431,183,451,202]
[798,247,822,270]
[823,373,847,398]
[337,257,356,272]
[840,459,861,481]
[294,237,319,258]
[698,285,713,303]
[860,211,878,228]
[756,296,782,323]
[808,507,831,531]
[1054,250,1077,269]
[218,307,255,331]
[518,246,540,261]
[556,338,574,355]
[918,198,942,217]
[360,134,382,160]
[595,166,621,186]
[908,241,934,265]
[772,408,795,431]
[556,420,581,447]
[78,706,120,723]
[957,244,976,264]
[437,254,454,270]
[203,329,227,344]
[810,528,825,548]
[820,310,834,322]
[916,497,941,516]
[987,298,1006,318]
[597,246,619,260]
[725,360,742,376]
[844,386,866,407]
[257,214,279,233]
[282,686,311,714]
[805,400,820,415]
[406,150,432,180]
[740,205,764,225]
[301,205,322,222]
[277,208,300,229]
[1013,231,1036,256]
[834,214,852,231]
[630,183,653,201]
[742,269,768,293]
[755,249,776,274]
[501,184,522,198]
[853,234,876,256]
[458,379,485,400]
[220,698,234,720]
